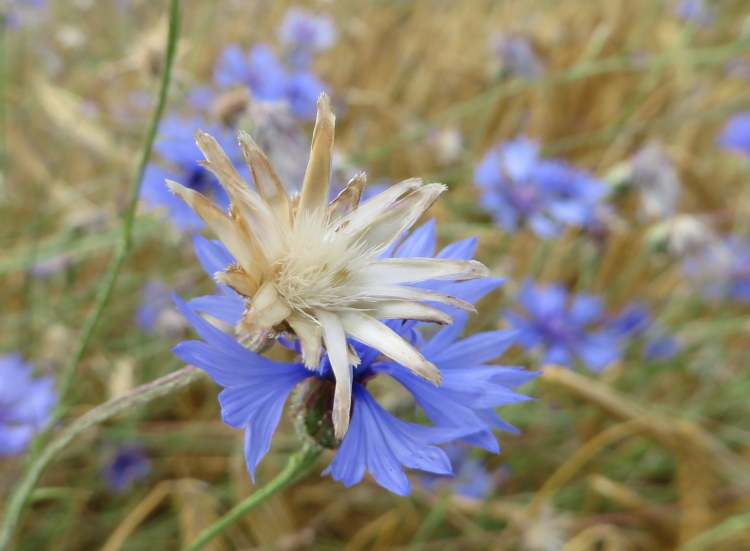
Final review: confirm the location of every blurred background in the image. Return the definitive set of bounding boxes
[3,0,750,549]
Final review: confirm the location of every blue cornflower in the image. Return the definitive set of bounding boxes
[141,116,246,231]
[104,446,151,493]
[608,303,679,362]
[505,282,621,372]
[0,354,57,457]
[475,137,606,239]
[214,44,327,121]
[174,220,536,496]
[278,7,337,70]
[215,44,288,101]
[718,113,750,158]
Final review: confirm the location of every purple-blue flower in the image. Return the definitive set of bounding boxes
[215,44,289,100]
[173,222,537,495]
[608,303,679,362]
[141,116,246,231]
[0,354,57,457]
[718,114,750,158]
[214,44,327,121]
[507,285,679,371]
[505,282,621,372]
[475,137,606,239]
[104,446,151,493]
[278,8,337,70]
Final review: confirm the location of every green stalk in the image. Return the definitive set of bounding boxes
[0,1,181,549]
[0,367,202,550]
[184,444,323,551]
[50,0,180,419]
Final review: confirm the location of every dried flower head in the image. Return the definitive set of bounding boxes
[167,94,489,438]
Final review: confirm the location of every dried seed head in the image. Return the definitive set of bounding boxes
[168,93,490,439]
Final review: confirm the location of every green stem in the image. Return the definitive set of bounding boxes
[0,1,181,548]
[0,367,202,550]
[184,445,323,551]
[50,0,180,419]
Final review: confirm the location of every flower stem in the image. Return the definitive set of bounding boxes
[0,1,181,548]
[51,0,180,421]
[184,445,323,551]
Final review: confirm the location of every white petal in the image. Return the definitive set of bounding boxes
[316,309,352,439]
[339,311,441,385]
[299,94,335,218]
[237,130,291,226]
[361,258,489,285]
[246,281,291,329]
[370,301,453,325]
[328,171,366,222]
[166,180,258,273]
[354,183,446,250]
[215,266,259,297]
[195,131,285,260]
[287,314,322,370]
[335,178,423,235]
[360,284,476,312]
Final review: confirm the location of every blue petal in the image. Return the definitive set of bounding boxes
[394,219,437,258]
[192,236,235,277]
[437,237,477,261]
[577,333,621,373]
[569,294,603,326]
[519,281,567,318]
[501,137,539,182]
[0,426,34,457]
[427,330,516,368]
[285,72,326,120]
[188,294,244,325]
[214,44,251,88]
[325,385,459,495]
[543,344,573,367]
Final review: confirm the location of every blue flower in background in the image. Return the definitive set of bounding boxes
[278,7,337,70]
[215,45,288,100]
[718,113,750,158]
[0,354,57,457]
[475,137,606,239]
[104,446,151,493]
[214,44,327,120]
[506,282,621,372]
[608,303,679,362]
[141,116,247,231]
[174,222,536,495]
[285,71,329,120]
